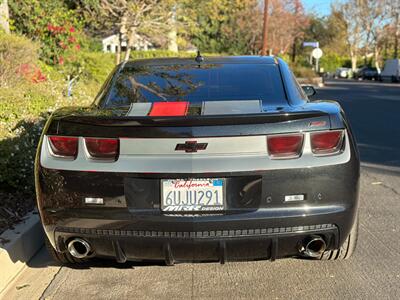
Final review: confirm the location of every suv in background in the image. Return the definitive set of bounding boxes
[380,59,400,82]
[355,66,379,80]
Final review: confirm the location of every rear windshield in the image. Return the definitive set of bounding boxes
[102,63,287,107]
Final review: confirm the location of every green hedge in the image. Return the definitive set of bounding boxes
[319,54,351,72]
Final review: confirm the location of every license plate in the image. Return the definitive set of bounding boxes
[161,179,225,212]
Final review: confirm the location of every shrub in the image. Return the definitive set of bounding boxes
[80,51,116,83]
[289,64,318,79]
[320,53,351,72]
[9,0,82,64]
[0,117,45,194]
[0,32,39,87]
[0,35,97,205]
[0,79,95,204]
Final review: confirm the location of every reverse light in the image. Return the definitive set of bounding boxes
[85,138,119,160]
[48,136,78,158]
[267,134,304,159]
[84,197,104,205]
[311,130,344,155]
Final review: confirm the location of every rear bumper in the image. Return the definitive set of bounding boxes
[36,146,359,262]
[54,223,339,263]
[42,202,355,263]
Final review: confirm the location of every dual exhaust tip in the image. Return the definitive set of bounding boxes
[67,238,92,259]
[298,235,327,258]
[67,235,326,259]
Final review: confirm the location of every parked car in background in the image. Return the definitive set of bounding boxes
[355,66,379,80]
[380,59,400,82]
[334,67,351,79]
[36,56,360,265]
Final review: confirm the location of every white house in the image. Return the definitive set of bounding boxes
[102,34,153,53]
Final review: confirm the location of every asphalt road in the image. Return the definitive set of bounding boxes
[2,80,400,300]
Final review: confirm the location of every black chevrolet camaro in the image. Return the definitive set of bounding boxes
[35,56,360,264]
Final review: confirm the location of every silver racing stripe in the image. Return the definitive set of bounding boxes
[120,136,266,155]
[201,100,262,115]
[40,132,351,173]
[126,103,152,116]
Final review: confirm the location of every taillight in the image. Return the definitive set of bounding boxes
[48,136,78,158]
[311,130,344,155]
[85,138,119,160]
[267,134,304,159]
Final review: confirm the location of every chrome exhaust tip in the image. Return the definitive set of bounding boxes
[299,235,326,258]
[67,238,91,259]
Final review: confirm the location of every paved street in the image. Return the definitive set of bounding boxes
[2,80,400,300]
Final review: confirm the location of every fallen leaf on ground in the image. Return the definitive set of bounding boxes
[16,284,30,290]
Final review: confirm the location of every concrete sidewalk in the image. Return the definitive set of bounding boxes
[0,212,44,295]
[0,247,60,300]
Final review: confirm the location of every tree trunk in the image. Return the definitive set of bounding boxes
[118,13,128,64]
[115,33,121,65]
[168,28,178,52]
[291,38,297,63]
[124,46,131,62]
[124,27,136,62]
[0,0,10,34]
[168,8,178,52]
[374,46,381,73]
[350,50,358,72]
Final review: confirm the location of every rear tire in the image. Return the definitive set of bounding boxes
[45,236,85,264]
[320,213,359,260]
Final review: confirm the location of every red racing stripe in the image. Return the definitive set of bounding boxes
[148,101,189,116]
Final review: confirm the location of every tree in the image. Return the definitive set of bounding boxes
[182,0,262,55]
[220,0,262,54]
[0,0,10,34]
[267,0,308,55]
[358,0,389,71]
[325,9,348,56]
[338,0,363,71]
[99,0,176,63]
[390,0,400,58]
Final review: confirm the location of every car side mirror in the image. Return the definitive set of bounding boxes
[302,85,316,97]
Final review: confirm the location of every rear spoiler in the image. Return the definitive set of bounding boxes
[52,111,328,127]
[45,110,337,139]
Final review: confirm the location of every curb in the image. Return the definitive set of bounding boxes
[0,212,44,294]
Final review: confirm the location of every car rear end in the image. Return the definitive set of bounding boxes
[36,57,360,264]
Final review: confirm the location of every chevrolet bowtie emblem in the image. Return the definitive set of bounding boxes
[175,141,208,153]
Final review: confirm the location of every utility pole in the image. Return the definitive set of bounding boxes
[291,1,300,62]
[261,0,269,56]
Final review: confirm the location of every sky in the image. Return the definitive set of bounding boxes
[302,0,332,16]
